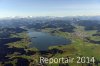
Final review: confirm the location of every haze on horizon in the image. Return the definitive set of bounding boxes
[0,0,100,18]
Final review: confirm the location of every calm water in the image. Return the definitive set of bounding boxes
[28,31,71,51]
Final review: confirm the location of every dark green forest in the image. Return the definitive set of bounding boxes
[0,17,100,66]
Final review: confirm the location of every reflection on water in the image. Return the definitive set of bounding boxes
[28,31,71,51]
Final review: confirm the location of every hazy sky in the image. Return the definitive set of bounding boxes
[0,0,100,17]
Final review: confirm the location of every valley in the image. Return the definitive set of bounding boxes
[0,17,100,66]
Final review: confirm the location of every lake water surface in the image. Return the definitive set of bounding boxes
[28,31,71,51]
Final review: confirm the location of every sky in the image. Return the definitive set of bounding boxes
[0,0,100,18]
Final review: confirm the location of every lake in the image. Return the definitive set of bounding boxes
[28,31,71,51]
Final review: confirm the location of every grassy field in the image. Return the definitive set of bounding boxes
[47,26,100,66]
[1,26,100,66]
